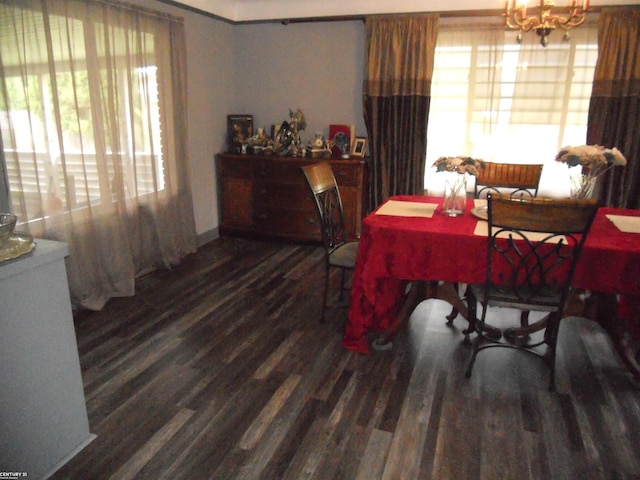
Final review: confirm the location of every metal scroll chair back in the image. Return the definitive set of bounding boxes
[466,193,599,390]
[446,162,545,325]
[302,162,347,250]
[475,162,544,199]
[301,162,359,323]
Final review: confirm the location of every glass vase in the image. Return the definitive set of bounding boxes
[443,172,467,216]
[570,174,597,199]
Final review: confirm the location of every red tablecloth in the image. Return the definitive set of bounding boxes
[344,195,640,353]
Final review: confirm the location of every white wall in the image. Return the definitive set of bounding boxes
[128,5,368,241]
[232,21,367,147]
[128,1,237,240]
[184,13,235,241]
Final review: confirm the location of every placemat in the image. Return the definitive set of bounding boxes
[473,222,566,243]
[376,200,438,218]
[606,214,640,234]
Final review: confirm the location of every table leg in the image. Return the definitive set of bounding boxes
[372,281,426,349]
[373,281,477,349]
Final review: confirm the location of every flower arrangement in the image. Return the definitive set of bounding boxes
[432,156,485,216]
[555,144,626,174]
[555,145,627,198]
[432,156,486,176]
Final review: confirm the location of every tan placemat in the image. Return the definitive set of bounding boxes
[606,214,640,234]
[474,199,487,208]
[376,200,438,218]
[473,222,566,243]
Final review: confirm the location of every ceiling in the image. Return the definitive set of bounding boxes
[165,0,638,22]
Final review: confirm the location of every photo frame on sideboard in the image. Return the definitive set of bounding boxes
[227,115,253,153]
[329,124,351,158]
[351,137,367,158]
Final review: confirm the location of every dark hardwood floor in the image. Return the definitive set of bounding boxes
[51,236,640,480]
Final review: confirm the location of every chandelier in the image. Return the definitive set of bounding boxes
[504,0,589,47]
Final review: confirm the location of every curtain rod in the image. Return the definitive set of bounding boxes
[154,3,605,26]
[93,0,185,24]
[275,7,605,26]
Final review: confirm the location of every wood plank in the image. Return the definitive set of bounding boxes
[48,238,640,480]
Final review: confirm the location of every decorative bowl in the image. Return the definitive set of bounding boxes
[0,213,18,247]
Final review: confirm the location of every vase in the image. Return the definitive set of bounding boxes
[443,172,467,216]
[570,175,597,199]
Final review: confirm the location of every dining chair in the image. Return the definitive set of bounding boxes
[465,193,599,390]
[474,162,544,199]
[446,162,545,325]
[301,161,359,323]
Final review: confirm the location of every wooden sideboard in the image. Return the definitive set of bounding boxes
[216,153,367,242]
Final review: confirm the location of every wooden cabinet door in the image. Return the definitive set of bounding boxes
[221,178,252,229]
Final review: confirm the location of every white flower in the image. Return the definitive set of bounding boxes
[432,156,485,176]
[555,145,626,176]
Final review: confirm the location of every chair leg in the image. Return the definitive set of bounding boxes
[544,313,562,391]
[338,269,346,302]
[466,294,484,377]
[547,340,557,391]
[466,324,486,378]
[465,347,479,378]
[463,288,479,342]
[320,264,330,323]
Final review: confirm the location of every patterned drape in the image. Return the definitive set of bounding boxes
[587,7,640,208]
[362,15,439,212]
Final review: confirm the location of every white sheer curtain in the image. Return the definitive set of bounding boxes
[425,19,599,197]
[0,0,198,309]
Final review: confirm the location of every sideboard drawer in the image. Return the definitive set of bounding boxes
[254,182,314,210]
[216,153,367,242]
[254,207,320,239]
[254,161,306,184]
[219,157,255,177]
[332,163,360,186]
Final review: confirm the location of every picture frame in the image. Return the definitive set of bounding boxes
[351,137,367,158]
[329,124,351,158]
[227,115,253,153]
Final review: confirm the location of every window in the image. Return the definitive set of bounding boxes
[1,3,165,224]
[425,22,598,197]
[0,0,195,310]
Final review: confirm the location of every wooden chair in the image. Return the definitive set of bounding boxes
[474,162,544,199]
[301,162,359,323]
[446,162,545,325]
[465,193,599,390]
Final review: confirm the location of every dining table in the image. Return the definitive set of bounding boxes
[344,195,640,380]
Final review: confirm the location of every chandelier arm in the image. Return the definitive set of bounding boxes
[505,14,541,32]
[503,1,589,43]
[549,13,587,30]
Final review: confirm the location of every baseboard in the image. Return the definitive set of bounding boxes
[42,433,97,480]
[197,227,219,247]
